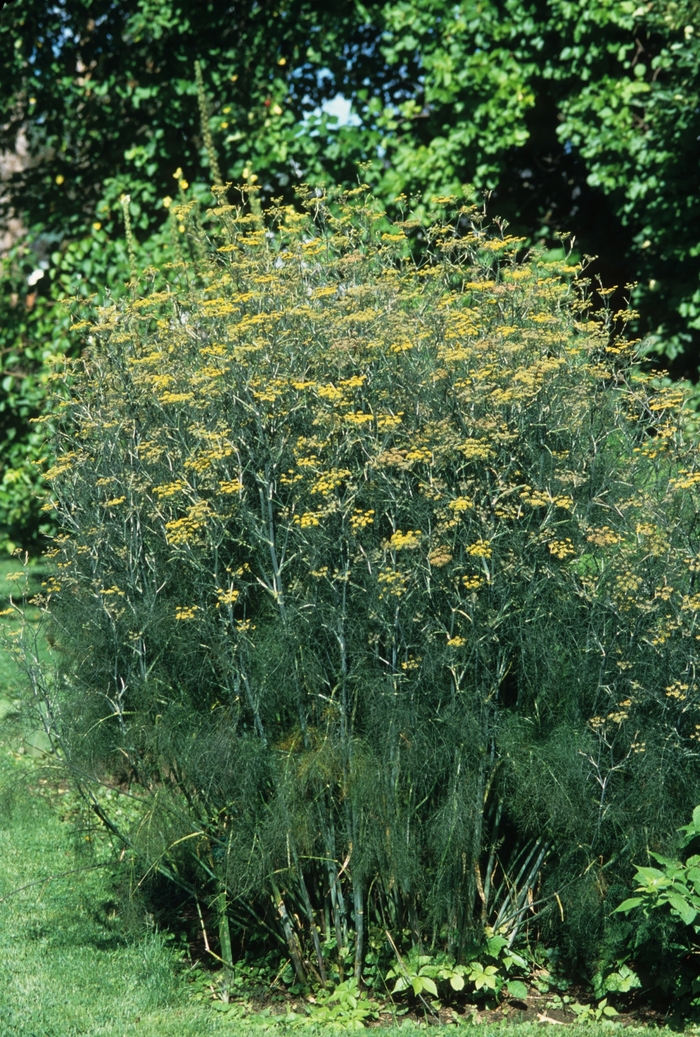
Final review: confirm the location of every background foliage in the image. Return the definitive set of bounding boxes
[1,0,699,550]
[22,186,700,992]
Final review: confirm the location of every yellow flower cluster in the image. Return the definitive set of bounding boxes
[665,681,689,701]
[466,540,492,559]
[614,569,641,593]
[350,509,375,531]
[548,538,575,560]
[99,583,123,596]
[521,488,573,510]
[671,470,700,491]
[154,480,188,498]
[165,501,213,545]
[295,511,323,528]
[311,468,352,496]
[446,635,466,648]
[461,575,484,591]
[344,412,374,425]
[375,446,432,468]
[219,480,242,494]
[428,546,453,567]
[458,440,493,462]
[388,530,422,551]
[377,569,409,599]
[160,391,195,405]
[587,526,624,547]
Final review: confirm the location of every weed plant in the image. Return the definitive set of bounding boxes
[19,182,700,988]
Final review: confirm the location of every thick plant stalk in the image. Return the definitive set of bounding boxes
[408,896,422,952]
[194,60,224,188]
[323,819,348,979]
[337,573,369,981]
[119,194,137,286]
[237,668,266,746]
[493,839,549,944]
[482,798,504,919]
[353,877,364,983]
[258,476,287,620]
[270,877,307,984]
[335,586,356,977]
[216,885,234,987]
[293,849,327,985]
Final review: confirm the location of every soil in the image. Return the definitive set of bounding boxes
[209,981,680,1030]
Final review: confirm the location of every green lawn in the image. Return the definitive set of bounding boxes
[0,574,240,1037]
[0,559,681,1036]
[0,556,29,722]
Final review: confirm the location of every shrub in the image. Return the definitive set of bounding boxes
[27,183,700,983]
[612,804,700,1002]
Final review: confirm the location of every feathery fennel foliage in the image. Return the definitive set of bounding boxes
[23,184,700,981]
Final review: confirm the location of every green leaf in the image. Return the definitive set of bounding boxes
[507,980,529,1000]
[666,893,697,926]
[613,897,644,913]
[420,976,439,998]
[486,934,507,957]
[418,964,442,978]
[602,965,641,993]
[635,866,667,885]
[504,951,528,971]
[650,852,682,869]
